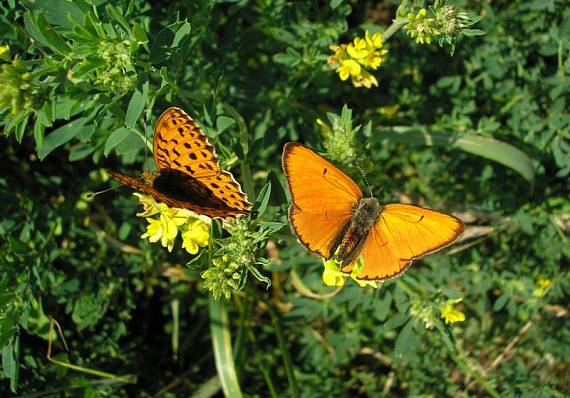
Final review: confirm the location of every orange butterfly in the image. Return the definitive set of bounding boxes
[108,107,251,218]
[282,142,464,281]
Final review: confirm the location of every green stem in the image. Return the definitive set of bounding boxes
[171,299,179,361]
[265,304,299,398]
[258,362,279,398]
[382,18,410,42]
[240,161,255,201]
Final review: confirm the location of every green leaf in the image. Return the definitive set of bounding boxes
[273,48,301,66]
[251,182,271,219]
[384,313,410,331]
[33,119,45,147]
[15,114,30,143]
[247,265,271,289]
[126,81,149,129]
[105,4,132,36]
[216,116,236,134]
[377,126,536,185]
[150,20,192,63]
[462,28,486,36]
[20,0,88,28]
[37,118,87,160]
[210,219,223,239]
[172,20,191,48]
[209,299,243,398]
[2,335,20,393]
[104,127,132,156]
[68,143,95,161]
[114,129,144,155]
[493,294,509,312]
[24,12,71,55]
[394,320,419,360]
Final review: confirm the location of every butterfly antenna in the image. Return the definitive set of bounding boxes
[84,184,123,199]
[355,159,374,198]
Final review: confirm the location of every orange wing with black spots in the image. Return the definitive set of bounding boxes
[109,107,251,218]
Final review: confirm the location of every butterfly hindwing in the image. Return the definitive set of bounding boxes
[344,204,465,280]
[282,142,363,259]
[107,170,242,218]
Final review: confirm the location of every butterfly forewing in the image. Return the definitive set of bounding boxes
[282,143,363,259]
[154,107,223,177]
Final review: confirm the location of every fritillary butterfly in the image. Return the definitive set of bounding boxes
[108,107,251,218]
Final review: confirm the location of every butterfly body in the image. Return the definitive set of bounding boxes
[282,142,464,281]
[335,197,381,267]
[109,107,251,218]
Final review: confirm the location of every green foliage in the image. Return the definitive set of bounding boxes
[1,0,568,396]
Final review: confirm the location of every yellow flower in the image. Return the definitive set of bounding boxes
[135,193,210,252]
[329,30,387,89]
[440,298,466,324]
[134,192,161,217]
[364,31,383,48]
[352,69,378,88]
[141,211,183,252]
[532,276,552,298]
[322,259,347,286]
[322,258,378,288]
[336,59,361,81]
[181,220,210,254]
[405,8,440,45]
[327,44,346,66]
[0,44,10,62]
[347,37,368,59]
[347,31,387,69]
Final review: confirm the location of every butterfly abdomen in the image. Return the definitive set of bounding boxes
[335,197,381,267]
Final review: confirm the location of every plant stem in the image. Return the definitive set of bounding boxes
[383,19,409,42]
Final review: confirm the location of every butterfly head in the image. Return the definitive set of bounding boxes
[142,171,157,185]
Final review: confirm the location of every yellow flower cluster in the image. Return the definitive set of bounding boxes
[532,276,552,298]
[440,298,466,325]
[135,193,210,254]
[0,44,10,62]
[404,8,440,45]
[328,31,388,88]
[322,258,379,289]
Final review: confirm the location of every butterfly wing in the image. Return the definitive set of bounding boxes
[107,170,243,218]
[344,204,464,280]
[282,142,363,259]
[153,107,251,214]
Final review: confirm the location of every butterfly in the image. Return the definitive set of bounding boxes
[282,142,464,281]
[108,107,251,218]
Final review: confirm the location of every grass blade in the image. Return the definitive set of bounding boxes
[209,299,243,398]
[377,126,535,186]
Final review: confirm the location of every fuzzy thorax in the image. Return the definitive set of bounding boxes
[335,197,381,266]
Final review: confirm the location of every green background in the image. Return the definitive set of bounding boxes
[0,0,568,396]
